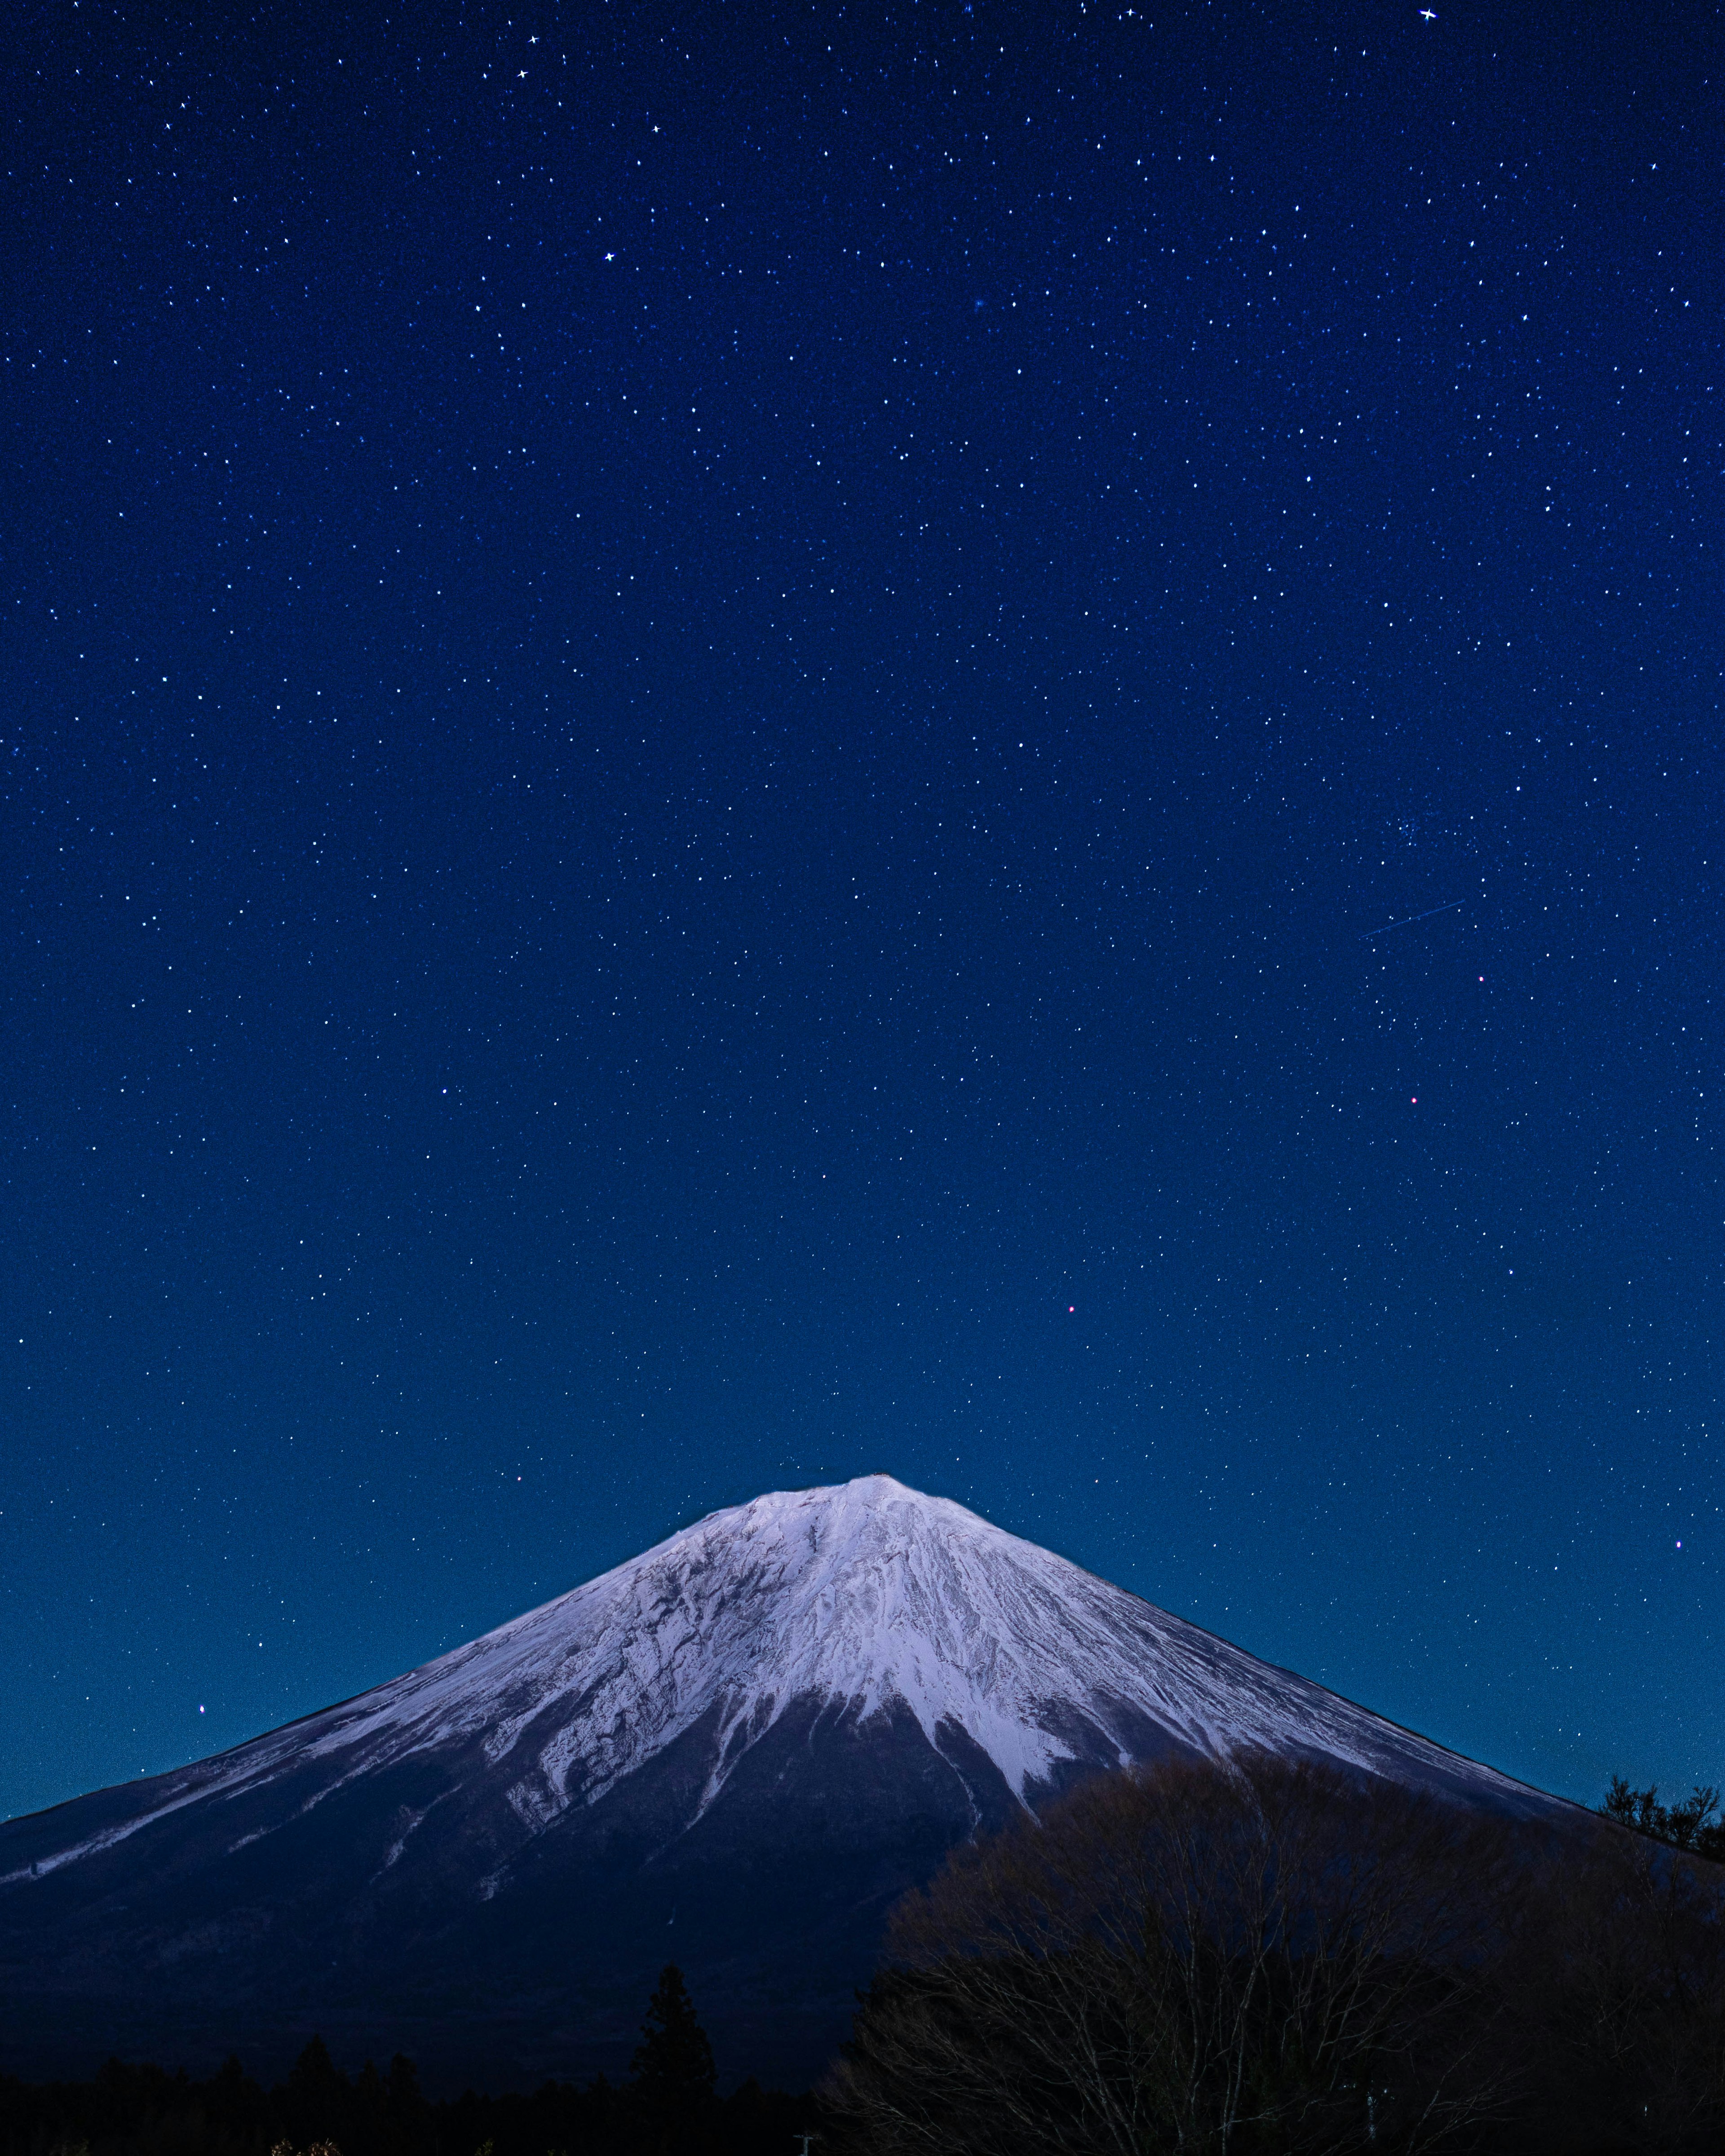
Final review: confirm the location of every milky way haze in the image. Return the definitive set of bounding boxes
[2,0,1720,1828]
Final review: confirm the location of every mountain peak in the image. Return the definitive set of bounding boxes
[0,1476,1564,2087]
[707,1471,967,1539]
[8,1473,1548,1893]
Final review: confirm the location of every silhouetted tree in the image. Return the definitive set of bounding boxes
[1602,1776,1725,1864]
[279,2037,351,2150]
[827,1753,1528,2156]
[626,1966,717,2156]
[1504,1813,1725,2154]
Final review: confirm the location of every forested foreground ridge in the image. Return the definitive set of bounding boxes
[824,1756,1725,2156]
[8,1761,1725,2156]
[0,1970,815,2156]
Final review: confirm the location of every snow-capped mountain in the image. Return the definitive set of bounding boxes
[0,1476,1557,2088]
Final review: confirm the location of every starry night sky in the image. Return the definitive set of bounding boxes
[4,0,1721,1826]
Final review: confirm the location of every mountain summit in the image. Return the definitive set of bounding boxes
[0,1476,1556,2086]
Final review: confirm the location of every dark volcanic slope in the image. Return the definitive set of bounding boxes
[0,1477,1561,2087]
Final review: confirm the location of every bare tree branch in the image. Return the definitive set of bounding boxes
[826,1754,1529,2156]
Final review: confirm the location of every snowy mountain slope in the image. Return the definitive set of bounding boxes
[0,1476,1561,2085]
[2,1474,1542,1890]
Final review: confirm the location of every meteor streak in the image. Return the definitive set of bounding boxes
[1359,900,1464,938]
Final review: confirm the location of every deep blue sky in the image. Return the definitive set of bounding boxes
[4,0,1721,1825]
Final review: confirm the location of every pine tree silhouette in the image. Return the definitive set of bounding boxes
[282,2035,352,2148]
[627,1964,716,2151]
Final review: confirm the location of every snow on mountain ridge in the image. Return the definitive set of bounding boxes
[7,1475,1533,1886]
[303,1471,1147,1809]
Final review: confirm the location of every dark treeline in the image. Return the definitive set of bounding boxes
[0,1970,818,2156]
[11,1765,1725,2156]
[1603,1775,1725,1865]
